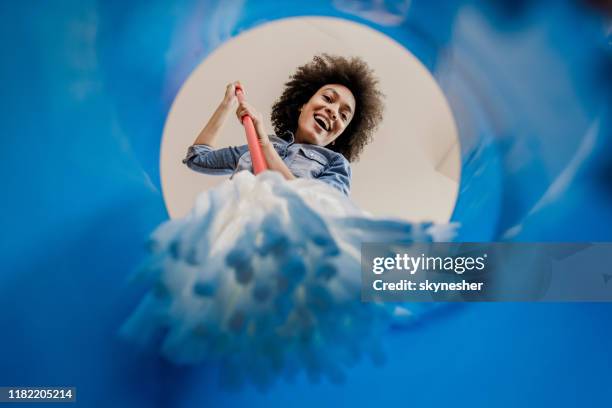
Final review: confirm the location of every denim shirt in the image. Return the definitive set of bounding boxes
[182,131,352,195]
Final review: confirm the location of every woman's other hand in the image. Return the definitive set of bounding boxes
[236,100,270,148]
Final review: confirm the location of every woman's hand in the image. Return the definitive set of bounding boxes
[191,82,238,147]
[236,100,270,148]
[222,81,240,106]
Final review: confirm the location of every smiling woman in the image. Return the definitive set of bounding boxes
[183,54,384,196]
[272,54,384,163]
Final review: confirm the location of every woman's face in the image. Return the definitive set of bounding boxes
[295,84,356,146]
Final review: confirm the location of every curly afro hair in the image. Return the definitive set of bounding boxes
[271,54,384,162]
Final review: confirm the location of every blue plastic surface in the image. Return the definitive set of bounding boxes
[1,0,610,406]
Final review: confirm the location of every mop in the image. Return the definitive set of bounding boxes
[120,86,456,390]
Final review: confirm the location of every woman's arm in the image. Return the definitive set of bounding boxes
[191,82,238,147]
[235,100,296,181]
[183,144,248,175]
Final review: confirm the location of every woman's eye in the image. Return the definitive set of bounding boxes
[323,95,331,102]
[341,114,347,121]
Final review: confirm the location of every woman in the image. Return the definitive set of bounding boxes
[183,54,385,195]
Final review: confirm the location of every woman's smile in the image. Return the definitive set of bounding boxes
[313,113,330,133]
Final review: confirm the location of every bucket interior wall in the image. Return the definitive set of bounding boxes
[1,1,610,407]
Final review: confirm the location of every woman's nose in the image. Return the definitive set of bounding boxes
[326,107,337,121]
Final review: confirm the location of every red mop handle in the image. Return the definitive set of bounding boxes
[235,84,268,174]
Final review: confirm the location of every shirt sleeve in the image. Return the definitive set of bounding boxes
[316,155,352,195]
[182,144,248,175]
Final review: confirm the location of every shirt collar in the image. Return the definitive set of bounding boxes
[279,130,295,144]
